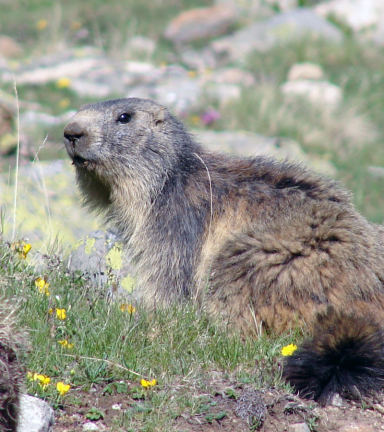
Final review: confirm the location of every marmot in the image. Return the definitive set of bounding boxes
[0,300,26,431]
[64,97,384,405]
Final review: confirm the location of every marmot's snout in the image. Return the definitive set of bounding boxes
[64,117,94,168]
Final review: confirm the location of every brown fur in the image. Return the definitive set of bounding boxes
[64,97,384,403]
[64,97,384,337]
[0,301,27,431]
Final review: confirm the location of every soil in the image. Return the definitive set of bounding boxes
[53,379,384,432]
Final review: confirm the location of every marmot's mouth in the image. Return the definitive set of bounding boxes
[73,155,89,168]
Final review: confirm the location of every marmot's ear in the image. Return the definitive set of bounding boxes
[152,107,166,126]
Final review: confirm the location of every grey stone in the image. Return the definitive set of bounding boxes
[281,79,343,108]
[82,422,101,431]
[17,394,54,432]
[330,392,344,406]
[287,62,324,81]
[211,8,343,63]
[2,57,102,85]
[289,423,310,432]
[164,4,238,45]
[315,0,384,32]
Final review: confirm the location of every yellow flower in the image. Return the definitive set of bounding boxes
[27,371,34,381]
[58,98,70,109]
[120,303,136,314]
[35,277,50,295]
[36,19,48,30]
[56,308,66,320]
[57,77,72,89]
[281,343,298,357]
[36,374,51,389]
[56,382,71,396]
[58,340,74,349]
[188,70,197,78]
[12,241,32,259]
[48,308,54,315]
[140,378,157,388]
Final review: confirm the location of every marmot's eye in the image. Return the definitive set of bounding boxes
[117,113,132,123]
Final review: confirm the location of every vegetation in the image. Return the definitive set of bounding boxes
[0,239,294,430]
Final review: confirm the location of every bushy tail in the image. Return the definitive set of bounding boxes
[283,309,384,405]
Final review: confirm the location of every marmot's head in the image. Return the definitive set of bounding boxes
[64,98,198,211]
[63,98,181,178]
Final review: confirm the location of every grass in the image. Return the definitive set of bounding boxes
[0,238,295,430]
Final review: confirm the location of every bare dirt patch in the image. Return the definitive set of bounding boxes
[53,379,384,432]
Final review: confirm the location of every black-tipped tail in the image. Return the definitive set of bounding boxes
[283,309,384,405]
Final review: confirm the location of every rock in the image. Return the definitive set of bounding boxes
[164,5,238,45]
[66,230,136,299]
[339,423,376,432]
[287,62,324,81]
[125,35,156,58]
[123,61,162,86]
[128,65,202,114]
[211,8,343,64]
[83,422,102,431]
[235,389,266,428]
[281,79,343,108]
[289,423,310,432]
[264,0,299,11]
[2,57,101,85]
[204,83,241,106]
[203,67,256,86]
[17,394,54,432]
[330,392,344,407]
[315,0,384,32]
[180,47,218,72]
[0,35,24,58]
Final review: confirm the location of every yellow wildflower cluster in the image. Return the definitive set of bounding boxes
[28,372,71,396]
[281,343,298,357]
[140,378,157,388]
[27,372,51,390]
[58,339,74,349]
[35,277,50,296]
[119,303,136,314]
[49,308,67,320]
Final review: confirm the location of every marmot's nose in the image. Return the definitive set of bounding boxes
[64,122,87,145]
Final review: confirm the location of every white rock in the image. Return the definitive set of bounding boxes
[315,0,384,32]
[287,62,324,81]
[2,58,100,85]
[264,0,298,11]
[281,79,343,108]
[82,423,100,431]
[289,423,310,432]
[17,394,54,432]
